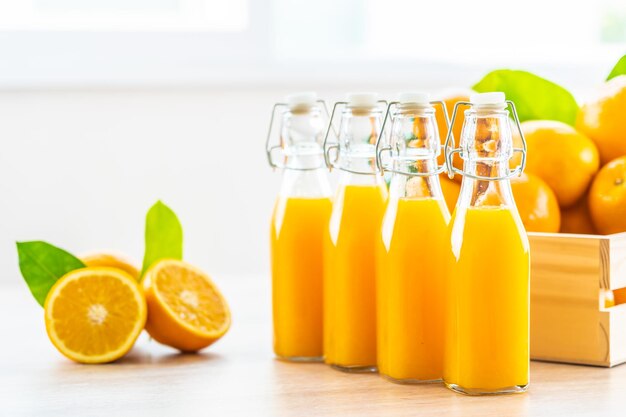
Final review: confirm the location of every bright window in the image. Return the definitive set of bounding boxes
[0,0,624,87]
[272,0,626,65]
[0,0,248,31]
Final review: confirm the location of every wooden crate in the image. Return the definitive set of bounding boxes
[529,231,626,367]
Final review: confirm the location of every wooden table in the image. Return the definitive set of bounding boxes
[1,276,623,416]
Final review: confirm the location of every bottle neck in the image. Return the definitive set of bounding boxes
[334,106,382,175]
[284,152,325,170]
[275,105,326,170]
[394,158,438,175]
[384,107,441,200]
[337,152,378,174]
[279,166,331,198]
[457,159,515,208]
[388,158,443,200]
[455,109,516,209]
[465,159,511,179]
[379,105,441,180]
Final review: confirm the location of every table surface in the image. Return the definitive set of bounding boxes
[1,276,624,417]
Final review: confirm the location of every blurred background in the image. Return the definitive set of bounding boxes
[1,0,625,284]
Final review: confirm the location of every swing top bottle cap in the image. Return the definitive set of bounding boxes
[470,92,506,107]
[347,92,378,108]
[286,92,317,108]
[398,92,430,105]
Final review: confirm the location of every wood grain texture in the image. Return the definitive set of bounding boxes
[528,232,626,367]
[528,233,605,365]
[2,276,626,417]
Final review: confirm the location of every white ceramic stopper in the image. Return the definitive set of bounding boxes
[286,92,317,108]
[398,92,431,105]
[470,92,506,106]
[347,92,378,107]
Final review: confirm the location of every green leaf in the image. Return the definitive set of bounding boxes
[473,69,579,126]
[141,201,183,276]
[16,241,85,307]
[607,55,626,80]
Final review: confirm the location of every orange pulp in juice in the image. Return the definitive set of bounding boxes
[378,197,450,382]
[445,206,530,392]
[324,184,388,369]
[271,197,332,360]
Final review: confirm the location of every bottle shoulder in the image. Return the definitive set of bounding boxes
[381,197,450,251]
[277,168,332,199]
[449,205,530,257]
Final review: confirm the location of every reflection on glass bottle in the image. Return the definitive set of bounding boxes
[376,93,450,383]
[323,93,388,372]
[267,93,332,362]
[444,92,530,395]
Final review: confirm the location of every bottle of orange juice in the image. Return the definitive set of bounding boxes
[443,92,530,395]
[323,93,388,372]
[376,93,450,383]
[267,93,332,361]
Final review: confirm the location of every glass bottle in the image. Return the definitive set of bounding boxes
[323,93,388,372]
[443,92,530,395]
[376,92,451,383]
[266,92,332,361]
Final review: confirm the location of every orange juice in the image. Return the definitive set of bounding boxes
[378,197,450,382]
[324,183,388,371]
[444,205,530,393]
[271,197,332,360]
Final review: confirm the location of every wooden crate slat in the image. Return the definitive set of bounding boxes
[528,232,610,366]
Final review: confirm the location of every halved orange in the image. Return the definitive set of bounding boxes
[44,267,147,363]
[143,259,231,352]
[81,252,140,281]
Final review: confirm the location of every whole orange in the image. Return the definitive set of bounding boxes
[439,173,461,214]
[588,156,626,235]
[510,173,561,233]
[81,252,140,281]
[576,75,626,165]
[560,196,597,234]
[522,120,599,208]
[435,90,472,181]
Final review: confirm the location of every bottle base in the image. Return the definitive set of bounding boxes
[276,354,324,363]
[329,363,378,373]
[444,381,528,396]
[381,374,442,385]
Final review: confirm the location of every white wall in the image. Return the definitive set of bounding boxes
[0,88,285,285]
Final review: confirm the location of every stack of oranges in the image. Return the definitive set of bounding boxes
[436,75,626,235]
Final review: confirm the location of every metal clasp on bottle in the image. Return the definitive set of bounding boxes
[265,99,330,171]
[322,100,388,175]
[443,100,527,181]
[375,100,450,176]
